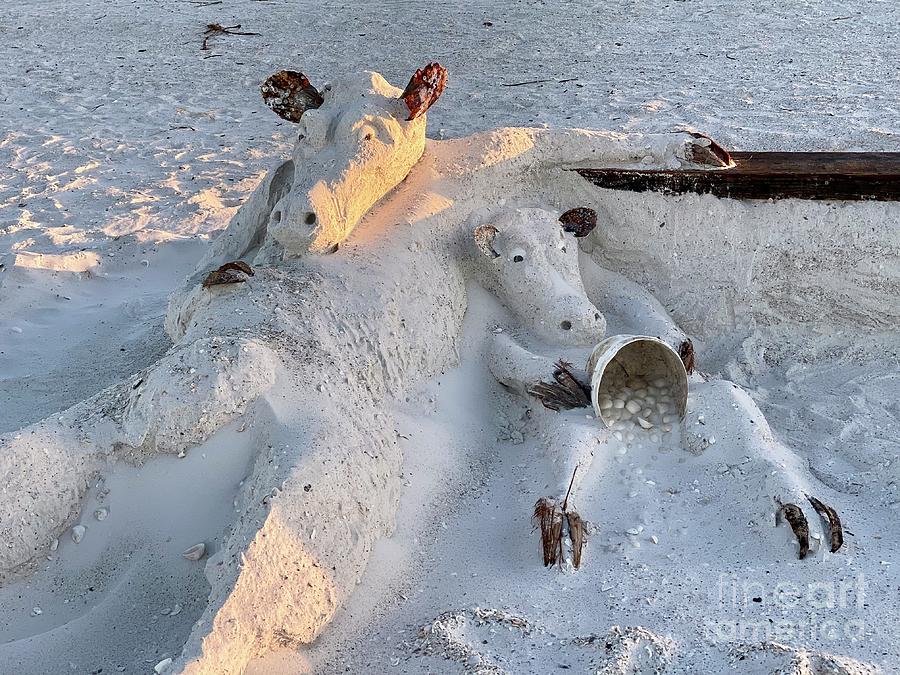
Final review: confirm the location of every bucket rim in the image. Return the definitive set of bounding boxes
[587,334,689,428]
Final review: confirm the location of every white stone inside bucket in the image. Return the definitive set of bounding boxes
[587,335,688,430]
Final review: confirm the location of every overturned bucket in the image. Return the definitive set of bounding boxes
[587,335,688,429]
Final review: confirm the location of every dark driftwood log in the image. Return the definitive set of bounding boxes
[574,152,900,201]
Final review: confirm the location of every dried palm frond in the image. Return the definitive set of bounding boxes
[532,467,586,570]
[566,510,585,569]
[806,495,844,553]
[553,360,591,402]
[528,359,591,411]
[776,498,810,560]
[532,497,563,568]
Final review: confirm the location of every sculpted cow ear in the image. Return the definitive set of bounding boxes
[261,70,324,122]
[474,224,501,259]
[400,63,448,121]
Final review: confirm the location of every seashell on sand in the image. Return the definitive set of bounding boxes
[71,525,86,544]
[182,543,207,561]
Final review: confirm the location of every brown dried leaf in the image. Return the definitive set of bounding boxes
[401,63,448,121]
[778,501,810,560]
[566,510,585,569]
[261,70,324,123]
[679,339,695,375]
[807,495,844,553]
[559,207,597,238]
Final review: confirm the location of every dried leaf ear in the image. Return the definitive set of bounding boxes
[401,63,448,121]
[473,224,501,259]
[684,131,732,167]
[261,70,324,123]
[679,339,695,375]
[559,207,597,237]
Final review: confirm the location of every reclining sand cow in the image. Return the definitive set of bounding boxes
[0,67,840,673]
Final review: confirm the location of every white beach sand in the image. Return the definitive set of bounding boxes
[1,1,899,674]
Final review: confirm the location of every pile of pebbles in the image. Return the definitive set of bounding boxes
[596,376,680,444]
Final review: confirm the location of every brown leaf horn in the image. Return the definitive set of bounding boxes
[261,70,325,123]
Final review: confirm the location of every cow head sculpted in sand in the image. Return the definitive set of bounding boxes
[258,64,447,257]
[471,208,606,344]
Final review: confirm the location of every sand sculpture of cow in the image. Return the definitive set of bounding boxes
[0,65,829,673]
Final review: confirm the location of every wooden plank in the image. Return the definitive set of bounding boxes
[574,152,900,201]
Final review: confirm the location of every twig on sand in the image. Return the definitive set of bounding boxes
[501,77,578,87]
[202,23,260,50]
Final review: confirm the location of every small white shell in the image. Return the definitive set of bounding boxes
[182,543,206,561]
[169,603,182,617]
[154,658,173,674]
[637,417,654,429]
[49,538,59,552]
[71,525,86,544]
[32,607,42,616]
[94,507,108,521]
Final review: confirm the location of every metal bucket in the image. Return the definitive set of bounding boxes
[587,335,688,428]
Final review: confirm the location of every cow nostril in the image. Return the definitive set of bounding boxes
[560,320,572,331]
[304,212,317,225]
